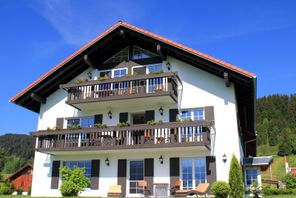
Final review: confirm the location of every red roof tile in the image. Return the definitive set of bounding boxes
[10,21,255,102]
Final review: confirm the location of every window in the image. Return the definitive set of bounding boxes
[246,169,258,185]
[114,68,127,78]
[180,108,204,121]
[133,46,158,60]
[63,161,92,186]
[67,117,94,129]
[148,64,162,73]
[99,70,112,78]
[181,158,206,190]
[104,46,129,63]
[129,160,144,194]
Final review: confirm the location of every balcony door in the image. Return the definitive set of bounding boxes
[129,160,144,194]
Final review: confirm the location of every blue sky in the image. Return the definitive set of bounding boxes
[1,0,296,135]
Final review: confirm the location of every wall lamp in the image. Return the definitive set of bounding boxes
[166,62,171,71]
[159,155,164,164]
[222,153,227,163]
[159,107,164,116]
[108,110,112,119]
[105,158,110,166]
[87,71,92,79]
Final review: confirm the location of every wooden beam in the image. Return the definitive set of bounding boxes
[224,72,230,87]
[30,93,46,104]
[84,54,96,69]
[156,44,166,61]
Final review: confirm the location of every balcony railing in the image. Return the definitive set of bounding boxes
[33,121,212,152]
[60,72,180,105]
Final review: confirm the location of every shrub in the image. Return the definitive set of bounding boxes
[263,185,296,196]
[0,183,11,195]
[228,154,244,198]
[27,187,31,195]
[248,181,262,198]
[283,173,296,189]
[59,166,90,196]
[60,181,78,196]
[211,181,230,198]
[16,188,23,195]
[94,123,107,129]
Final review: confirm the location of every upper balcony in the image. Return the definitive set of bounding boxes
[60,72,180,110]
[33,121,212,154]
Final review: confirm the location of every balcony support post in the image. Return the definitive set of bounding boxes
[78,134,81,147]
[35,137,39,149]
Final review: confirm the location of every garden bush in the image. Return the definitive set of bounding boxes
[228,154,244,198]
[211,181,230,198]
[263,185,296,196]
[282,173,296,189]
[16,188,23,195]
[0,183,11,195]
[248,181,262,198]
[59,166,90,196]
[60,181,78,196]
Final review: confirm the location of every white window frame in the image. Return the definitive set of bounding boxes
[245,168,260,187]
[66,116,95,129]
[180,157,207,190]
[127,159,145,196]
[179,108,204,121]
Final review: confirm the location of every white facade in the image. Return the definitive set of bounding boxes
[31,55,244,197]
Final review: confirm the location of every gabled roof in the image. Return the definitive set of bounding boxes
[10,21,255,104]
[7,164,33,181]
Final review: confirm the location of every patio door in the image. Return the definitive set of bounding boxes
[129,160,144,194]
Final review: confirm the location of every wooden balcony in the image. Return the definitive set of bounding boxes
[33,121,212,153]
[60,72,180,110]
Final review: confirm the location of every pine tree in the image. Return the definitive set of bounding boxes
[228,154,244,198]
[278,128,293,156]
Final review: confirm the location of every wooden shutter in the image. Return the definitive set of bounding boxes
[118,159,127,196]
[119,112,128,123]
[145,110,155,122]
[94,114,103,124]
[144,158,154,195]
[169,157,179,194]
[205,106,215,122]
[51,161,60,189]
[56,118,64,130]
[169,109,179,122]
[90,160,100,189]
[206,156,217,185]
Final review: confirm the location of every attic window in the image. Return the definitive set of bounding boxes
[132,46,158,60]
[104,46,129,64]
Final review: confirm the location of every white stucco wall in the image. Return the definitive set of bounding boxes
[33,56,244,196]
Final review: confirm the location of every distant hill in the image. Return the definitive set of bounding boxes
[0,134,34,174]
[256,94,296,156]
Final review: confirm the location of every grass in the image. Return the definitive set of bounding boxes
[257,145,296,181]
[264,196,296,198]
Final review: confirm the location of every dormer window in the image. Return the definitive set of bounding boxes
[132,46,158,60]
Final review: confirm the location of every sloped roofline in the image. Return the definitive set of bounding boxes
[7,164,33,180]
[10,21,256,102]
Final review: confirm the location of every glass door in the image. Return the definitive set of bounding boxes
[129,160,144,194]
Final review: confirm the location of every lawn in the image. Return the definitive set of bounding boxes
[265,196,296,198]
[0,196,296,198]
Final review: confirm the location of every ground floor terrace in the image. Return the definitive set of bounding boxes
[31,147,216,197]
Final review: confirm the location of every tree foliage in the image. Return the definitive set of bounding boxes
[0,134,34,173]
[59,166,90,196]
[228,154,244,198]
[256,94,296,155]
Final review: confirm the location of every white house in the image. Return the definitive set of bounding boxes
[11,21,264,197]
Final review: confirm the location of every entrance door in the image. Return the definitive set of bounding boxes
[129,160,144,194]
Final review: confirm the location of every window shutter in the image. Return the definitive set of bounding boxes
[94,114,103,124]
[205,106,215,122]
[145,110,155,122]
[205,156,217,185]
[118,159,127,196]
[90,160,100,189]
[169,109,179,122]
[51,161,60,189]
[169,157,180,194]
[144,158,154,195]
[56,118,64,130]
[119,112,128,123]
